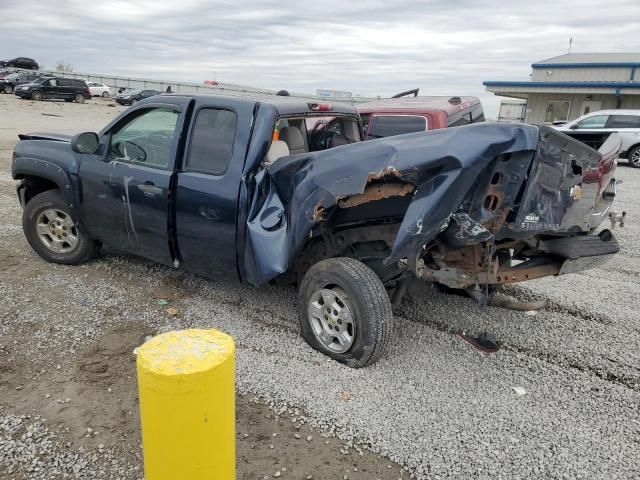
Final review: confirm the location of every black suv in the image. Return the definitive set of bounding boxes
[14,77,91,103]
[0,72,45,94]
[114,89,161,106]
[0,57,39,70]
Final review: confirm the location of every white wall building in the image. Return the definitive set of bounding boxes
[484,53,640,125]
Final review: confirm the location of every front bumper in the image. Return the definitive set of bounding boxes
[14,89,32,98]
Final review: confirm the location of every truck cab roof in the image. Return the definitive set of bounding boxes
[161,93,359,117]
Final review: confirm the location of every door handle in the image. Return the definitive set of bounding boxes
[138,183,163,195]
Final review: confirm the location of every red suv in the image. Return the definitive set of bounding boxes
[358,95,485,139]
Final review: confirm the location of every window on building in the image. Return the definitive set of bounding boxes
[605,115,640,129]
[544,101,570,123]
[574,115,609,129]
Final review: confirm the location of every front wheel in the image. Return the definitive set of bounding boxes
[31,90,42,101]
[75,93,86,104]
[101,91,110,98]
[629,146,640,168]
[298,257,393,368]
[3,84,13,94]
[22,190,98,265]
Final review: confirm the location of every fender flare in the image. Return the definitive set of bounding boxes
[13,157,79,216]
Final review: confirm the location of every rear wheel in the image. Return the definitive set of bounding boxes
[75,93,86,104]
[101,91,110,98]
[3,84,13,94]
[629,146,640,168]
[298,257,393,368]
[31,90,42,101]
[22,190,98,265]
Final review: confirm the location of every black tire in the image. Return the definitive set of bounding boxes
[298,257,393,368]
[75,93,86,104]
[22,190,98,265]
[3,84,13,94]
[31,90,42,101]
[101,91,110,98]
[628,145,640,168]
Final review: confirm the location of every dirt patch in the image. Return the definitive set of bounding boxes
[0,322,405,479]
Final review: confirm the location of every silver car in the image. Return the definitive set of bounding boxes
[556,110,640,167]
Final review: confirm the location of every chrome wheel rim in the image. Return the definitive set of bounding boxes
[632,150,640,167]
[308,287,356,353]
[36,209,79,253]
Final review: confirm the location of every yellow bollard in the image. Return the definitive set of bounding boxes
[136,328,235,480]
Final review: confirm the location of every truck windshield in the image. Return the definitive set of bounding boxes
[367,115,427,139]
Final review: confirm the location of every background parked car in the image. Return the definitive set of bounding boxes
[114,89,160,105]
[555,110,640,167]
[358,95,485,139]
[0,72,46,94]
[0,57,39,70]
[14,77,91,103]
[87,81,113,97]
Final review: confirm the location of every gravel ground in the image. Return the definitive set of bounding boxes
[1,94,639,479]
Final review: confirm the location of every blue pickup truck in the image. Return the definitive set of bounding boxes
[12,94,622,367]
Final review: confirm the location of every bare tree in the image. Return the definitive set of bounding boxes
[55,60,74,73]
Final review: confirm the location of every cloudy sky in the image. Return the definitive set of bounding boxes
[2,0,639,117]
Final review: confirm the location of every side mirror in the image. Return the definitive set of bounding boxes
[71,132,99,154]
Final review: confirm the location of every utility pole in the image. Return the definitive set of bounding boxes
[568,37,573,54]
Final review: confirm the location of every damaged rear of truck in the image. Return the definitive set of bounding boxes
[247,122,621,365]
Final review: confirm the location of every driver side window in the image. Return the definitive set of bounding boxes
[107,108,180,168]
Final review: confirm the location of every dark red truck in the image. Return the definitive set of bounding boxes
[358,96,485,139]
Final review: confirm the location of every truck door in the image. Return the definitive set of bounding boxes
[174,98,255,279]
[79,98,192,265]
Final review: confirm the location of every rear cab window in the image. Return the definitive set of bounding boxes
[366,115,427,139]
[272,115,361,153]
[306,116,362,151]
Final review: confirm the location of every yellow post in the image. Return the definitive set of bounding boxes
[136,328,235,480]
